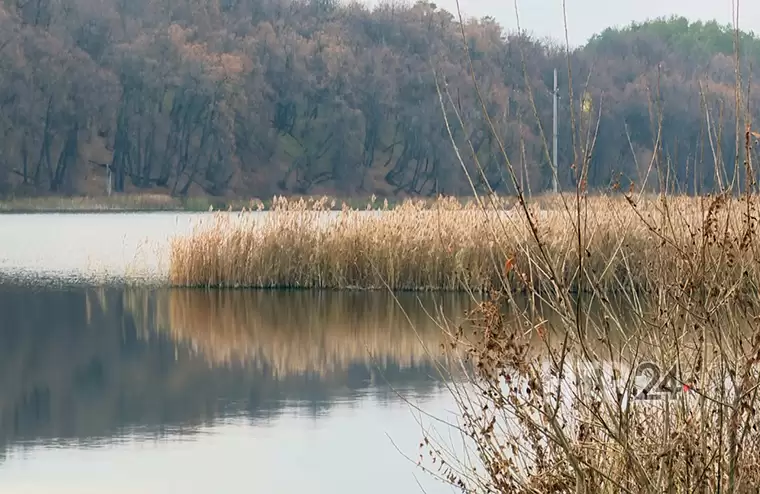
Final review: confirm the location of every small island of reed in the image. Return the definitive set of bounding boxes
[168,192,760,294]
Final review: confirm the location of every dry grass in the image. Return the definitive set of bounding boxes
[168,193,760,293]
[401,188,760,493]
[424,296,760,493]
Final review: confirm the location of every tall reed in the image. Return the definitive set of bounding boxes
[169,194,760,294]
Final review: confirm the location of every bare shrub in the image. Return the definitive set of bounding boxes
[409,2,760,493]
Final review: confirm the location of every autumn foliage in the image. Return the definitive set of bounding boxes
[0,2,758,199]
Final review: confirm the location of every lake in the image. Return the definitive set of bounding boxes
[0,213,470,494]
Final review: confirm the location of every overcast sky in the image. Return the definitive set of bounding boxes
[426,0,760,47]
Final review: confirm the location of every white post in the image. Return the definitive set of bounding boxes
[107,165,112,197]
[552,68,559,194]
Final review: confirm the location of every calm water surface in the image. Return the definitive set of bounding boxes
[0,213,468,494]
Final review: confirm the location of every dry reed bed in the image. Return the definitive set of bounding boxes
[169,194,760,293]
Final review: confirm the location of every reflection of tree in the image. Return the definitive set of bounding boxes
[0,284,461,452]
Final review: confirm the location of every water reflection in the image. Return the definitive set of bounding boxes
[155,289,467,373]
[0,283,470,454]
[0,274,654,493]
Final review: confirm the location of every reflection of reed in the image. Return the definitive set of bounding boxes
[90,286,647,381]
[158,290,473,377]
[0,284,465,450]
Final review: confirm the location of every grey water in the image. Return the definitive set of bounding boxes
[0,213,467,494]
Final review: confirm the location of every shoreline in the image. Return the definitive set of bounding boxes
[0,208,195,215]
[0,191,648,214]
[0,194,411,214]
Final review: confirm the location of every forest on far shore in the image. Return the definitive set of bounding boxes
[1,0,759,199]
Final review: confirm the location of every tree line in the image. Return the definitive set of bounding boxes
[0,0,758,198]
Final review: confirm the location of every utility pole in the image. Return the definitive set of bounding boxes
[89,160,113,196]
[552,68,559,194]
[107,164,112,197]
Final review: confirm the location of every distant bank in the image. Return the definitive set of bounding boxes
[0,194,353,214]
[0,193,420,214]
